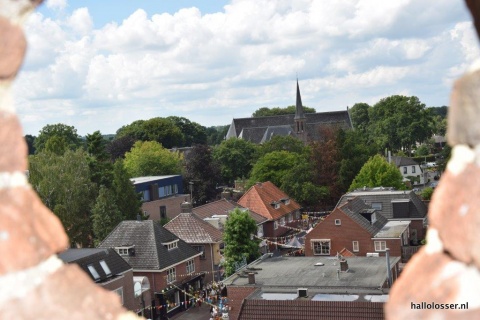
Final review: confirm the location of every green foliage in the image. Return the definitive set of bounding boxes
[421,187,434,200]
[92,186,123,245]
[112,160,142,220]
[248,151,301,188]
[223,208,260,276]
[34,123,81,153]
[25,134,36,155]
[124,141,182,177]
[86,130,113,187]
[415,144,430,157]
[206,125,229,145]
[184,144,222,205]
[349,154,405,191]
[166,116,207,146]
[116,117,184,148]
[350,103,371,133]
[257,135,306,158]
[252,105,316,117]
[213,138,258,185]
[106,135,136,161]
[44,135,69,155]
[29,149,97,247]
[369,95,434,154]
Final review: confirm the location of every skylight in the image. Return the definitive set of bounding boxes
[87,265,100,281]
[99,260,112,277]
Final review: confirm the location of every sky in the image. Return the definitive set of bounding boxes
[14,0,480,136]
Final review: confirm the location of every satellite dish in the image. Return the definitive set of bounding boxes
[134,282,142,297]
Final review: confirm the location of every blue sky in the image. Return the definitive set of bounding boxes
[14,0,479,136]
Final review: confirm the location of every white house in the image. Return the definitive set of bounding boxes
[390,156,425,186]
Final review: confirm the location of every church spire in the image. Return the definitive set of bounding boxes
[294,79,305,120]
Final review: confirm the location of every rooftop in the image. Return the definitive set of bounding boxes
[130,175,179,184]
[374,221,410,238]
[164,212,224,244]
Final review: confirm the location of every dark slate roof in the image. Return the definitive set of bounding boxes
[164,212,223,244]
[229,111,352,144]
[390,156,420,167]
[192,199,267,225]
[98,220,201,271]
[238,300,385,320]
[58,248,131,283]
[337,189,427,220]
[260,125,293,143]
[338,197,388,236]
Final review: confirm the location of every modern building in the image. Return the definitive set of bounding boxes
[130,175,189,222]
[98,220,203,320]
[225,81,352,144]
[223,255,400,320]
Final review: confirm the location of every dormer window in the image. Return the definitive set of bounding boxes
[271,201,281,209]
[371,212,377,224]
[116,245,135,256]
[163,240,179,250]
[280,198,290,205]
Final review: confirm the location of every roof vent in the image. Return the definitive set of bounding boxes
[248,272,255,284]
[297,288,308,298]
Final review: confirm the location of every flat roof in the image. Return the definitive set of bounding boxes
[224,256,400,290]
[130,175,179,184]
[374,221,410,238]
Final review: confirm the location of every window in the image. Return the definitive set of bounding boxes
[116,245,135,256]
[280,217,286,226]
[118,248,128,255]
[159,186,165,197]
[87,265,100,281]
[295,211,300,220]
[174,184,178,194]
[160,206,167,219]
[352,241,359,252]
[311,240,331,255]
[274,220,278,230]
[165,241,178,250]
[186,259,195,274]
[142,190,150,202]
[412,166,416,173]
[371,203,382,211]
[114,287,124,305]
[165,289,180,311]
[374,241,386,252]
[257,225,264,237]
[167,267,176,283]
[274,203,280,209]
[335,219,341,226]
[403,167,407,174]
[99,260,111,277]
[193,245,206,260]
[288,213,293,222]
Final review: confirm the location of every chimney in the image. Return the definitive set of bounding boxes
[136,213,142,221]
[248,272,255,284]
[340,259,349,272]
[221,191,231,200]
[181,201,192,213]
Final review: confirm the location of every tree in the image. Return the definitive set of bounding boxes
[252,105,316,117]
[111,159,143,220]
[349,154,405,191]
[257,135,306,158]
[34,123,81,153]
[44,135,69,155]
[86,130,113,187]
[420,187,434,200]
[25,134,36,155]
[223,208,260,276]
[206,125,229,146]
[248,151,301,188]
[213,138,258,185]
[29,149,97,247]
[369,95,434,154]
[92,186,123,245]
[349,103,371,133]
[183,144,222,205]
[116,117,184,148]
[106,135,136,161]
[123,141,182,177]
[166,116,207,146]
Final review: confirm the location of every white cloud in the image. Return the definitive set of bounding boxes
[45,0,67,11]
[13,0,479,135]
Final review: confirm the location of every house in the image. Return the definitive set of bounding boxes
[98,220,203,320]
[164,202,224,283]
[192,198,268,248]
[223,255,400,320]
[225,81,352,144]
[390,156,425,186]
[337,188,428,243]
[130,175,189,222]
[305,198,412,261]
[58,248,152,316]
[237,181,302,250]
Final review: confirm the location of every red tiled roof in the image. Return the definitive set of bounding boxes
[164,213,223,244]
[238,300,385,320]
[237,181,301,220]
[192,198,267,224]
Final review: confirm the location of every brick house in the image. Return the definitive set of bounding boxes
[305,197,411,260]
[130,175,190,222]
[237,181,302,250]
[164,202,224,284]
[98,220,203,320]
[337,188,428,243]
[58,248,152,316]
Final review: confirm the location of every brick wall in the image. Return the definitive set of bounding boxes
[102,270,136,312]
[141,194,189,221]
[0,1,140,319]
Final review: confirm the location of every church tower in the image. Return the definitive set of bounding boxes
[294,80,307,143]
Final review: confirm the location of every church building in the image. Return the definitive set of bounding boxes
[225,81,353,144]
